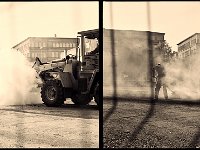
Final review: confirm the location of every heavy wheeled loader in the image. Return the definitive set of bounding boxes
[32,29,99,107]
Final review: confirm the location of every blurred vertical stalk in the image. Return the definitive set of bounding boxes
[146,2,154,100]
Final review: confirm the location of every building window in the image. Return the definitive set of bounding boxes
[55,52,59,57]
[38,52,41,58]
[39,42,42,48]
[41,52,45,58]
[53,43,56,47]
[72,43,76,47]
[51,52,55,57]
[43,42,46,47]
[185,51,189,57]
[186,42,190,49]
[66,43,69,47]
[63,43,66,47]
[60,43,62,47]
[35,42,38,47]
[31,53,35,58]
[39,52,42,58]
[43,52,46,58]
[31,42,34,47]
[56,43,59,47]
[48,42,52,47]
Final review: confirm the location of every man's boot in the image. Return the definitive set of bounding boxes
[154,88,159,100]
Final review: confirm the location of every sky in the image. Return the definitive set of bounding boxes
[0,2,98,50]
[103,1,200,51]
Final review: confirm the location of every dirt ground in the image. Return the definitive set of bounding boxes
[0,99,99,148]
[103,97,200,148]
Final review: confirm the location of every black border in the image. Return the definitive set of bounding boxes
[99,0,103,149]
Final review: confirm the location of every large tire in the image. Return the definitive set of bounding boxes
[41,80,65,107]
[71,93,92,105]
[94,82,99,106]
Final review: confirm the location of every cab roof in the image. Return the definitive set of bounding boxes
[78,29,99,39]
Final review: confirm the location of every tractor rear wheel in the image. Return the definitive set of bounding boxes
[94,82,99,106]
[41,80,65,107]
[71,93,92,105]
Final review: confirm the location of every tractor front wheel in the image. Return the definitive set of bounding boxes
[41,80,65,107]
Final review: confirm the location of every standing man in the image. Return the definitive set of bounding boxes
[152,63,168,100]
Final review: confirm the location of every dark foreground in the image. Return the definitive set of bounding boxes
[103,97,200,148]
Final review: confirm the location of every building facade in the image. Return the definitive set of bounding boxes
[177,33,200,59]
[103,28,165,86]
[12,37,78,62]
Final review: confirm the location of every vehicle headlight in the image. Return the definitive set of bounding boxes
[52,73,58,78]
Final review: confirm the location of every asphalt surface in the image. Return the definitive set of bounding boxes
[103,97,200,148]
[0,99,99,148]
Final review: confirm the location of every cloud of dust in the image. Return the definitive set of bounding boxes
[103,32,151,98]
[164,53,200,100]
[103,30,200,100]
[104,42,200,100]
[0,48,41,105]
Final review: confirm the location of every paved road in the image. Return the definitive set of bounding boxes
[0,100,99,148]
[103,97,200,148]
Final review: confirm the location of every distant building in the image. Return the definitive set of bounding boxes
[12,36,78,62]
[103,28,165,86]
[177,33,200,59]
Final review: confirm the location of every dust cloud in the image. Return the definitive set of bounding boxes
[103,47,151,98]
[164,52,200,100]
[103,32,152,98]
[0,48,41,105]
[103,33,200,101]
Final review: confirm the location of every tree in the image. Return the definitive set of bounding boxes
[156,40,175,63]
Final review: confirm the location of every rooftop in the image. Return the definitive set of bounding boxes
[12,37,77,49]
[103,28,165,35]
[177,33,200,45]
[78,29,99,39]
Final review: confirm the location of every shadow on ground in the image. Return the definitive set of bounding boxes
[103,96,200,148]
[0,103,99,119]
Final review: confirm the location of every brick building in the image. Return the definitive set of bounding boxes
[12,36,78,62]
[177,33,200,59]
[103,28,165,86]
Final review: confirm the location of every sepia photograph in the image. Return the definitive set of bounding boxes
[0,1,99,148]
[103,1,200,148]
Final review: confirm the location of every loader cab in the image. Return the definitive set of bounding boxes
[75,29,99,101]
[63,28,99,77]
[77,29,99,70]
